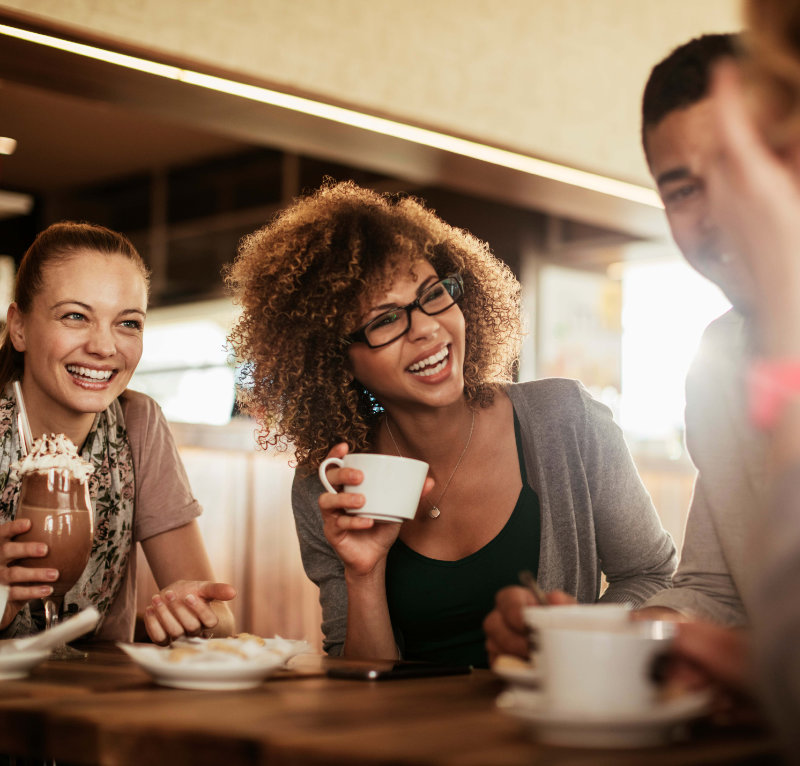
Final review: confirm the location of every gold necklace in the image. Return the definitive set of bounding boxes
[385,410,476,519]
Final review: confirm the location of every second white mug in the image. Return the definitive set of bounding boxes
[537,620,676,715]
[318,453,429,522]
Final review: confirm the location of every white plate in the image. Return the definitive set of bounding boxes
[0,647,51,680]
[118,637,311,691]
[11,607,100,654]
[497,688,711,748]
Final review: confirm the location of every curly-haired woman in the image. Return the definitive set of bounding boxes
[227,180,676,667]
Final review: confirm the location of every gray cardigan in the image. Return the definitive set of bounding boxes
[644,310,763,624]
[292,379,677,655]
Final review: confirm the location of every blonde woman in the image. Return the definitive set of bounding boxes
[0,222,235,643]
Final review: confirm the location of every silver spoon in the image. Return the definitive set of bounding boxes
[518,570,548,605]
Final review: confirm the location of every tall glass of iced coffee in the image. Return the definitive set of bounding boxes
[13,434,94,658]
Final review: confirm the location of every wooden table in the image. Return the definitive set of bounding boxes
[0,644,781,766]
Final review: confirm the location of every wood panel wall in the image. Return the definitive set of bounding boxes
[135,446,323,651]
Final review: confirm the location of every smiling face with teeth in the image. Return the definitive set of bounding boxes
[7,250,147,443]
[347,261,466,413]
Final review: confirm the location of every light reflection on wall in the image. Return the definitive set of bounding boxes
[0,255,15,318]
[620,257,731,448]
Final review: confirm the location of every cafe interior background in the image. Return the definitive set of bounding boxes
[0,0,741,648]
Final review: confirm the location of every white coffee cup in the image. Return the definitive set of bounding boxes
[318,453,429,523]
[537,620,675,715]
[523,603,632,662]
[523,603,632,633]
[0,583,7,620]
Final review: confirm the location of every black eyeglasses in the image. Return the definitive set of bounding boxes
[346,274,464,348]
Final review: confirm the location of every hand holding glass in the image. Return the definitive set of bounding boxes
[13,468,93,658]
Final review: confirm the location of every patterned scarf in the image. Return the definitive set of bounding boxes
[0,384,135,637]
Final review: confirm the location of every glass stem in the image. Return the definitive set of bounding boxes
[43,597,64,630]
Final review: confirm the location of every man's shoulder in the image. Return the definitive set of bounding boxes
[685,309,756,451]
[699,308,749,353]
[689,309,750,382]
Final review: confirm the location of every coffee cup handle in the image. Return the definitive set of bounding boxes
[318,457,345,494]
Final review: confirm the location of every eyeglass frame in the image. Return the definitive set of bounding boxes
[344,273,465,349]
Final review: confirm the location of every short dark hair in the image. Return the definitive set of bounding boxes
[641,33,739,157]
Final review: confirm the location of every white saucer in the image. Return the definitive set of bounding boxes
[492,663,541,688]
[497,688,711,748]
[119,637,311,691]
[0,648,51,680]
[348,512,404,523]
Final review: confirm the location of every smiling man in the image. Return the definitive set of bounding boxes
[639,33,763,625]
[480,32,760,664]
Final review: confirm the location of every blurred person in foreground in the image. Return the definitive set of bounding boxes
[668,1,800,758]
[484,33,755,662]
[226,180,675,668]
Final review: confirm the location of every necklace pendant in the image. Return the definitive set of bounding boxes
[428,506,441,519]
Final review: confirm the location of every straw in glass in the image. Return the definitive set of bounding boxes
[13,381,33,456]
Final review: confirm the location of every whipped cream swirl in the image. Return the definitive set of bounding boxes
[13,433,94,483]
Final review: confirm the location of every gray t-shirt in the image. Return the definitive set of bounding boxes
[293,379,677,656]
[98,390,203,641]
[644,310,766,624]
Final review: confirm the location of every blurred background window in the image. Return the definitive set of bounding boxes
[620,257,731,452]
[129,300,238,426]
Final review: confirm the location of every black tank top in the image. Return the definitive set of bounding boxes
[385,411,541,668]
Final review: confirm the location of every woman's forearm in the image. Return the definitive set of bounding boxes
[342,562,398,659]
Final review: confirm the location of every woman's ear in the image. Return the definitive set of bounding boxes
[5,303,27,352]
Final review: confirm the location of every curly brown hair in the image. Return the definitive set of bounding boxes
[225,180,522,469]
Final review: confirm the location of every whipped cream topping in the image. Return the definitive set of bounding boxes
[13,433,94,483]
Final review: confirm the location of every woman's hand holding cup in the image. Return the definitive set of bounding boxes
[483,586,576,665]
[317,444,431,577]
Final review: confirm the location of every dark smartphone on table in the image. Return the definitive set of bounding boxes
[326,658,472,680]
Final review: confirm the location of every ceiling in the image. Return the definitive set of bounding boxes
[0,15,672,243]
[0,78,251,193]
